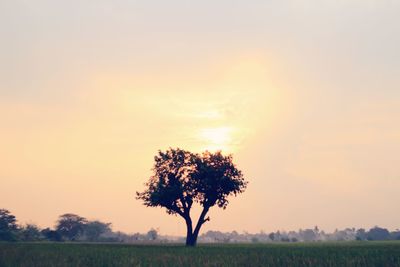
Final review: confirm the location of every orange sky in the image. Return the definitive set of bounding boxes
[1,0,400,235]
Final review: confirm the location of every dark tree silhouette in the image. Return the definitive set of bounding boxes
[41,228,62,241]
[367,226,390,241]
[0,209,18,241]
[136,148,248,246]
[56,213,87,241]
[146,228,158,241]
[20,224,42,241]
[84,220,112,242]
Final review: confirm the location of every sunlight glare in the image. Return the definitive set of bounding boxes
[199,126,233,152]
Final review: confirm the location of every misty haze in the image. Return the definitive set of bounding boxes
[1,0,400,266]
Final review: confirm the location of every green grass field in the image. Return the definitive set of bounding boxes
[1,241,400,267]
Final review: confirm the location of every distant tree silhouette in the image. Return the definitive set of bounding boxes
[356,228,367,241]
[56,213,87,241]
[391,230,400,240]
[269,232,275,241]
[300,229,317,242]
[41,228,62,241]
[137,148,248,246]
[146,228,158,241]
[367,226,390,241]
[83,220,112,242]
[0,209,18,241]
[20,224,42,241]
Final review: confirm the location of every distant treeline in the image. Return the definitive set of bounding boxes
[199,226,400,243]
[1,209,399,243]
[0,209,158,243]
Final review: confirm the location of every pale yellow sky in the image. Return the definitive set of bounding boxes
[1,0,400,235]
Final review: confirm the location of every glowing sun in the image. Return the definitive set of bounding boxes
[199,126,233,152]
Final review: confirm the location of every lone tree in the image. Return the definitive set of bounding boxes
[136,148,248,246]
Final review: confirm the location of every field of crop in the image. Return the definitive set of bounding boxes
[0,241,400,267]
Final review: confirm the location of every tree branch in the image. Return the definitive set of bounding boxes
[167,204,185,218]
[193,206,210,238]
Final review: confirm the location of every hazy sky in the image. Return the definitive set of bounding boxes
[1,0,400,235]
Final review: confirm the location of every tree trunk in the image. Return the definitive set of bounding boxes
[185,216,196,246]
[186,233,197,246]
[185,207,209,247]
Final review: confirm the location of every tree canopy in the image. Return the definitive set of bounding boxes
[56,213,87,241]
[136,148,248,246]
[0,209,18,241]
[84,221,112,242]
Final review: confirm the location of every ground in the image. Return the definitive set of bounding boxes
[0,241,400,267]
